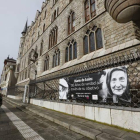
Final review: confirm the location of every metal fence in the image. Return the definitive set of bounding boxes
[29,47,140,108]
[7,86,25,96]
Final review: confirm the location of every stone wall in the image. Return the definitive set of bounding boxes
[30,98,140,132]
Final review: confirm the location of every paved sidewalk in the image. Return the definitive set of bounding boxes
[4,97,140,140]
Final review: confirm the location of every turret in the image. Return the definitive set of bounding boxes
[21,20,28,36]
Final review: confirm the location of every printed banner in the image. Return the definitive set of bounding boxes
[59,66,131,104]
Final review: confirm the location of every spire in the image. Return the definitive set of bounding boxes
[22,20,28,35]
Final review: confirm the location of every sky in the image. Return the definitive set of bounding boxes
[0,0,44,77]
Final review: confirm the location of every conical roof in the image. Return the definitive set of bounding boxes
[22,20,28,34]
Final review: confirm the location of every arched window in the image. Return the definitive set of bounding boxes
[83,26,103,55]
[53,0,58,5]
[35,46,38,53]
[85,0,96,22]
[44,55,49,71]
[43,24,45,32]
[28,53,31,65]
[52,49,60,68]
[54,10,56,20]
[25,69,27,79]
[38,18,41,26]
[68,11,75,35]
[49,26,58,49]
[52,9,57,22]
[38,32,40,38]
[51,14,54,23]
[44,10,47,19]
[40,40,44,56]
[65,40,77,62]
[32,39,34,45]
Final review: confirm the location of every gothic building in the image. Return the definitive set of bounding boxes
[0,57,17,95]
[2,0,140,133]
[15,0,140,89]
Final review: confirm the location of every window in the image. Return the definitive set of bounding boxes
[54,10,56,20]
[53,49,60,68]
[65,40,77,62]
[52,9,58,22]
[43,24,45,32]
[5,74,7,81]
[28,53,31,65]
[35,46,38,53]
[32,39,34,45]
[68,11,75,35]
[38,18,41,26]
[32,28,35,36]
[44,10,47,19]
[53,0,58,5]
[85,0,96,22]
[25,69,27,79]
[49,26,58,49]
[40,40,44,56]
[83,26,103,55]
[44,55,49,71]
[38,31,40,38]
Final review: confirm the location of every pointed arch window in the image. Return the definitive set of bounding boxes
[68,11,75,35]
[49,26,58,49]
[65,40,77,62]
[40,40,44,56]
[44,55,49,71]
[43,24,45,32]
[53,0,58,5]
[83,26,103,55]
[44,10,47,19]
[53,49,60,68]
[28,53,31,65]
[85,0,96,22]
[54,10,56,20]
[25,69,27,79]
[38,18,41,26]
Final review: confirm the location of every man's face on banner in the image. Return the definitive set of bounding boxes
[110,70,127,96]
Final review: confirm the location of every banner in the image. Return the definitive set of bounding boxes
[59,66,131,104]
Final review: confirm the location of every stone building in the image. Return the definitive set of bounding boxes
[6,0,140,132]
[0,57,17,95]
[15,0,140,87]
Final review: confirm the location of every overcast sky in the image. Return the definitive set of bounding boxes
[0,0,44,77]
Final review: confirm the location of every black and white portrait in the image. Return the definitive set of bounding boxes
[106,67,131,103]
[59,78,68,100]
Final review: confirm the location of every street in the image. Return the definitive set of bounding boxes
[0,101,91,140]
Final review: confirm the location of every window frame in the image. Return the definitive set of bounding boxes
[52,49,60,68]
[65,40,77,62]
[68,11,75,35]
[44,55,49,71]
[83,26,103,55]
[85,0,96,22]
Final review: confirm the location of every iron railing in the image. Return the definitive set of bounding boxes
[29,47,140,108]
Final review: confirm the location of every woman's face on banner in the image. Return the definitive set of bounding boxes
[110,70,127,96]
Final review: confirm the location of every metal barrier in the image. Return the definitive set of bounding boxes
[7,86,25,96]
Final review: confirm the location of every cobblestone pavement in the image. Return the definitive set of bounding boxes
[0,101,91,140]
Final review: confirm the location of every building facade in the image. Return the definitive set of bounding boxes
[4,0,140,132]
[0,57,17,95]
[16,0,140,85]
[14,0,140,101]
